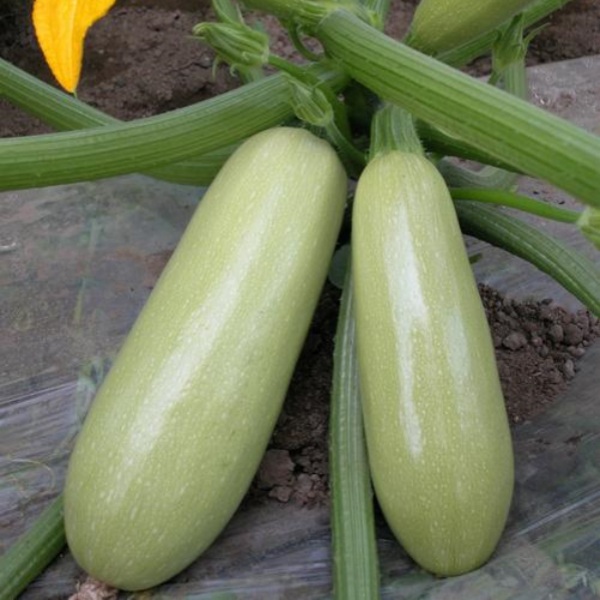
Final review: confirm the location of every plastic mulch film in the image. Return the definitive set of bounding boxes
[379,342,600,600]
[1,55,600,598]
[0,175,203,589]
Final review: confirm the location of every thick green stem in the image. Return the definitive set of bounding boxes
[457,202,600,317]
[435,35,530,191]
[451,188,580,223]
[0,58,107,131]
[369,103,422,158]
[417,122,518,170]
[0,495,65,600]
[314,9,600,208]
[0,58,236,186]
[0,62,345,191]
[437,162,519,189]
[330,264,380,600]
[476,45,530,189]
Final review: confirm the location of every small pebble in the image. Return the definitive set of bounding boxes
[502,331,528,350]
[296,473,314,495]
[563,359,576,380]
[548,324,564,343]
[269,485,293,503]
[531,335,543,347]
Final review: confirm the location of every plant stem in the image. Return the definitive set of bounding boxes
[457,202,600,317]
[359,0,391,28]
[329,263,380,600]
[313,8,600,208]
[501,57,529,101]
[0,495,65,600]
[446,24,529,189]
[434,41,530,191]
[0,58,233,186]
[211,0,266,82]
[437,162,520,189]
[451,188,580,223]
[244,0,377,27]
[417,122,517,170]
[369,103,422,158]
[0,62,346,191]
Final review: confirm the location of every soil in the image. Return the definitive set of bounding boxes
[1,0,599,519]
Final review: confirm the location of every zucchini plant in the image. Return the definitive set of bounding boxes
[1,0,600,596]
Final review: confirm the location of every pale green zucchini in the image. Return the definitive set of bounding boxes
[406,0,535,55]
[63,127,347,591]
[352,150,514,576]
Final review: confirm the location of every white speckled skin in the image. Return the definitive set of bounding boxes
[352,151,514,576]
[64,127,347,591]
[407,0,535,55]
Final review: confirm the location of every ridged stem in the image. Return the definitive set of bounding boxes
[0,62,345,190]
[329,265,380,600]
[0,495,65,600]
[315,9,600,208]
[369,103,422,158]
[433,47,529,190]
[0,58,235,185]
[457,202,600,316]
[437,162,520,189]
[418,122,518,170]
[451,188,580,223]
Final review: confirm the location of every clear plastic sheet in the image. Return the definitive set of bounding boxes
[0,175,200,555]
[2,56,600,598]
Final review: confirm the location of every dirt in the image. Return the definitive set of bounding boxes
[251,283,599,507]
[1,0,599,509]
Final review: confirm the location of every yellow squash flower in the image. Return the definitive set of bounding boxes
[32,0,116,93]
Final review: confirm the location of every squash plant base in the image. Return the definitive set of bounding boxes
[1,4,600,596]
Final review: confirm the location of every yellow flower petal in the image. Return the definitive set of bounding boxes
[33,0,116,93]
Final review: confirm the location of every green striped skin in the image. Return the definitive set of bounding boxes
[406,0,534,55]
[352,151,514,576]
[64,127,347,591]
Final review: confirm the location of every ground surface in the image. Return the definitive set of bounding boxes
[1,0,599,508]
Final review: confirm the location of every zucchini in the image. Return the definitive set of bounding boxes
[352,150,514,576]
[406,0,535,55]
[63,127,347,591]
